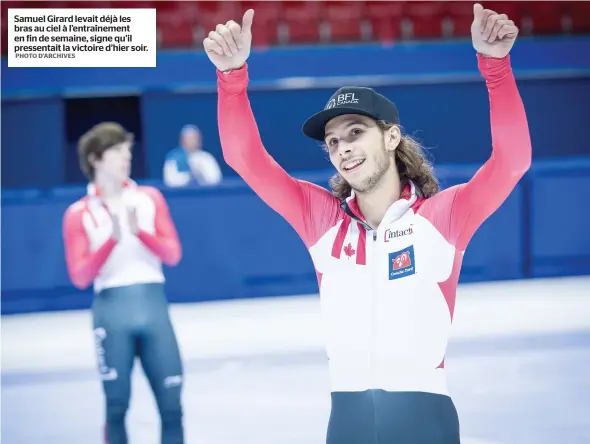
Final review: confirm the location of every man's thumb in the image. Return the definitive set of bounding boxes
[241,9,254,34]
[473,3,483,20]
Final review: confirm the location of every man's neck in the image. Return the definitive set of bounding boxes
[93,177,124,200]
[356,171,402,230]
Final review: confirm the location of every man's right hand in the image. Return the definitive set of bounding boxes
[203,9,255,73]
[111,214,121,242]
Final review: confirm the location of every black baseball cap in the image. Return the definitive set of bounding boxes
[302,86,400,141]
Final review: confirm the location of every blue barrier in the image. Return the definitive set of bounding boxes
[2,71,590,189]
[2,36,590,189]
[527,158,590,278]
[2,158,589,316]
[2,36,590,99]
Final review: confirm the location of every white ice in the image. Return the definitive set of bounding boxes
[2,276,590,444]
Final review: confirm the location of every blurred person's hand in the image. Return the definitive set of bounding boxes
[111,214,122,241]
[471,3,519,58]
[203,9,254,72]
[127,207,139,236]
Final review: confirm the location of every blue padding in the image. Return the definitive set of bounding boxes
[2,36,590,98]
[528,157,590,277]
[436,165,525,283]
[2,159,555,315]
[2,37,590,189]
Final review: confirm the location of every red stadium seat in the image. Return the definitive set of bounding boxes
[2,0,577,53]
[483,1,523,26]
[520,1,564,36]
[444,1,474,37]
[1,1,40,55]
[28,1,73,8]
[1,9,8,56]
[156,3,198,49]
[66,1,115,9]
[195,1,241,44]
[113,1,156,9]
[279,1,321,45]
[403,1,445,39]
[1,0,27,8]
[322,1,365,43]
[564,1,590,34]
[364,1,404,43]
[239,1,281,48]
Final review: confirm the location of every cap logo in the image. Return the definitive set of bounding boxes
[325,92,359,110]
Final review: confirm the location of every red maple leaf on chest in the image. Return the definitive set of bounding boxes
[343,242,356,258]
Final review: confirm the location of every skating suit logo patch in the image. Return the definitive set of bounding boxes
[388,245,416,280]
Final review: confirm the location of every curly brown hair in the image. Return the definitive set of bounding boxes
[327,120,439,200]
[78,122,133,180]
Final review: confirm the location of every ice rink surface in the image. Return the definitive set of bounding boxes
[2,276,590,444]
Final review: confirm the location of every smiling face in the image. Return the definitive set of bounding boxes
[324,114,401,195]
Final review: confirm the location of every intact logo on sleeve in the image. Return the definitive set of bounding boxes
[388,245,416,280]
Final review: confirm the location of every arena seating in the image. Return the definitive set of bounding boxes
[2,1,590,53]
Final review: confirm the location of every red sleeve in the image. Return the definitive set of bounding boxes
[216,64,342,247]
[63,203,117,290]
[137,187,182,266]
[420,54,532,250]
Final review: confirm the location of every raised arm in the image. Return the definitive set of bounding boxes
[450,52,531,250]
[421,5,532,251]
[207,10,340,246]
[217,66,339,243]
[63,203,117,290]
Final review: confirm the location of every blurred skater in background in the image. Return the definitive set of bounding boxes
[62,122,185,444]
[205,3,531,444]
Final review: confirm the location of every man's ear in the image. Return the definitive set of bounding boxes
[385,125,401,152]
[88,153,98,168]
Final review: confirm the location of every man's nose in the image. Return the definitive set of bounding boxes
[339,140,356,156]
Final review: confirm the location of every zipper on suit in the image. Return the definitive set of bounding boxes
[343,210,381,442]
[370,227,379,443]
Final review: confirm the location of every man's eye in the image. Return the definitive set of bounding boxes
[350,128,362,136]
[328,138,338,147]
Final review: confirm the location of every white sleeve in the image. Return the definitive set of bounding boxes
[163,159,192,187]
[188,152,223,185]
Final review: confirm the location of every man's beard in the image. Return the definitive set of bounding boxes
[349,149,392,195]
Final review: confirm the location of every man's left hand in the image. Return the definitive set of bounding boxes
[471,3,519,58]
[128,207,139,235]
